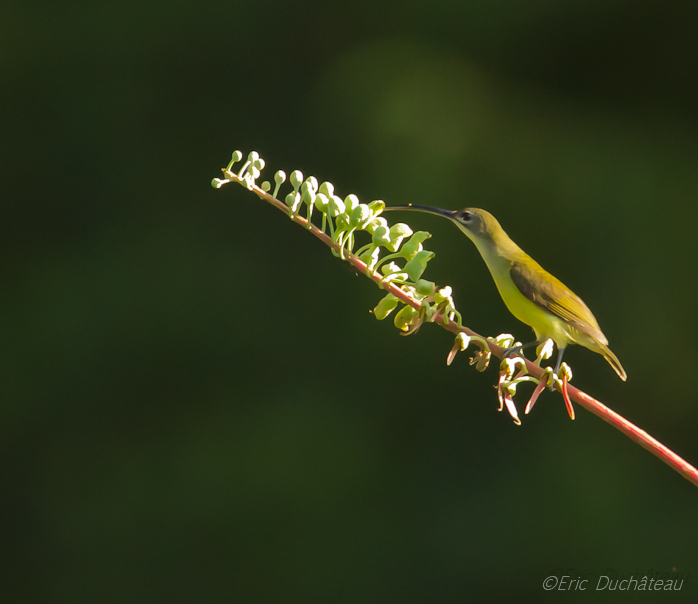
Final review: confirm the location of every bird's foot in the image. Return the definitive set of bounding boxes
[502,344,525,360]
[502,338,545,361]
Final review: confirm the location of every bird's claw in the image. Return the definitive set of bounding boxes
[502,344,524,360]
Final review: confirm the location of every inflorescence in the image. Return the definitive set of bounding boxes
[212,150,575,424]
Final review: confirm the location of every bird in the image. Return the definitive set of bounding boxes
[382,204,626,381]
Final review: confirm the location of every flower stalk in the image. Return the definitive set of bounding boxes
[212,150,698,489]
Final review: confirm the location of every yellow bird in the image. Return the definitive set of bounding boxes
[383,205,626,380]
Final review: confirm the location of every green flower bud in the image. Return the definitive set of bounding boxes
[261,181,271,192]
[366,216,388,235]
[415,279,436,296]
[358,248,373,264]
[225,150,244,174]
[285,191,302,213]
[371,226,392,247]
[273,170,287,198]
[391,223,413,237]
[373,293,400,320]
[394,304,418,332]
[319,182,335,197]
[236,151,258,179]
[403,250,434,281]
[381,261,401,276]
[344,194,359,213]
[400,231,431,259]
[349,204,371,228]
[315,192,329,213]
[434,286,453,304]
[327,195,345,217]
[335,213,350,232]
[360,246,381,271]
[290,170,304,190]
[386,223,413,252]
[368,199,385,214]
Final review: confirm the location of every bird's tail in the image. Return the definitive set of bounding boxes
[599,343,627,381]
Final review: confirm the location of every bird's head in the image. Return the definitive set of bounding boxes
[383,205,503,244]
[450,207,503,241]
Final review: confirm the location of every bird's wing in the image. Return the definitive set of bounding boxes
[510,260,608,345]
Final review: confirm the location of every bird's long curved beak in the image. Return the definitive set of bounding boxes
[382,204,457,222]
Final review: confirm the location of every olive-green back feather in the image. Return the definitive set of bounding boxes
[509,261,608,345]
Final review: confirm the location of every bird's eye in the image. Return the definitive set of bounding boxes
[460,210,473,222]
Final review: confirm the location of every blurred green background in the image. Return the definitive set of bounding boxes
[3,0,698,602]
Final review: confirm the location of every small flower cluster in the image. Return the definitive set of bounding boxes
[449,335,574,425]
[213,150,575,424]
[213,150,465,335]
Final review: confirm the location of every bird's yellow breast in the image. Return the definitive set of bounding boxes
[490,272,573,346]
[476,246,578,348]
